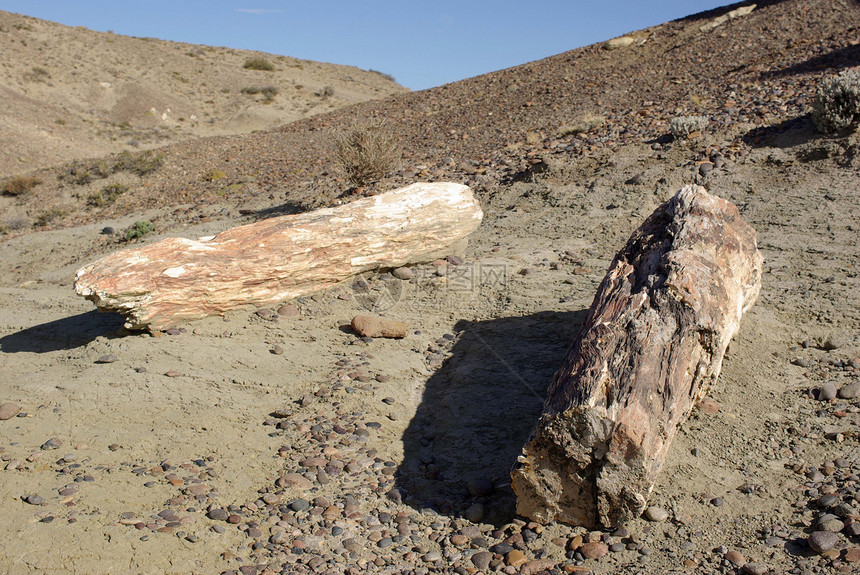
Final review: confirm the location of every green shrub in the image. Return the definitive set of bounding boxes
[87,183,127,207]
[243,57,275,71]
[203,169,227,181]
[125,220,154,240]
[812,69,860,134]
[2,175,41,196]
[333,123,401,187]
[670,115,709,139]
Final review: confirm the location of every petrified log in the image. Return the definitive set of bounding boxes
[511,185,762,528]
[75,182,483,331]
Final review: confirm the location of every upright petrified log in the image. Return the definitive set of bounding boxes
[74,182,483,331]
[511,185,763,528]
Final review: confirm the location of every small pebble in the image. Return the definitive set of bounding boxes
[644,506,669,522]
[837,382,860,399]
[96,354,117,364]
[41,438,62,450]
[23,494,45,505]
[742,563,769,575]
[819,382,838,401]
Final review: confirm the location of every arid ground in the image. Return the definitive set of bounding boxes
[1,1,858,574]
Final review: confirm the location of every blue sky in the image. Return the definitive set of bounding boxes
[5,1,734,90]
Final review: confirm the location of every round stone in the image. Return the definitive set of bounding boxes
[808,531,839,554]
[644,506,669,522]
[742,563,769,575]
[466,479,494,497]
[0,403,20,420]
[580,541,609,559]
[837,382,860,399]
[819,382,838,400]
[471,551,492,570]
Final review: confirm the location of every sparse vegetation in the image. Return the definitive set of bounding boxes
[125,220,155,241]
[203,169,227,181]
[812,69,860,134]
[241,86,279,102]
[368,69,396,83]
[64,151,164,185]
[317,86,335,99]
[243,56,275,71]
[558,113,605,136]
[0,214,28,235]
[333,123,401,188]
[87,183,127,207]
[670,115,709,139]
[34,207,66,227]
[2,175,42,196]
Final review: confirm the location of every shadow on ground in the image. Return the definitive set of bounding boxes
[395,309,587,526]
[0,311,125,353]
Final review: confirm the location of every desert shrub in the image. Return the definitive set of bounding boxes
[203,169,227,181]
[125,220,154,240]
[333,123,401,187]
[368,69,396,83]
[670,115,709,139]
[558,113,605,136]
[2,175,41,196]
[87,183,127,207]
[317,85,335,98]
[241,86,278,102]
[812,70,860,134]
[0,214,27,234]
[34,208,66,227]
[243,57,275,71]
[113,150,164,176]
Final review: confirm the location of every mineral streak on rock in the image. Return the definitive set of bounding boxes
[74,182,483,331]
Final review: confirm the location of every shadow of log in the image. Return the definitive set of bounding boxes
[761,44,860,79]
[394,309,587,526]
[0,311,125,353]
[742,114,818,148]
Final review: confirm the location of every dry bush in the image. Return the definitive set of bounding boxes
[2,175,41,196]
[333,123,401,187]
[243,57,275,71]
[812,69,860,134]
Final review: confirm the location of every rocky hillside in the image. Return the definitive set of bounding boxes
[0,10,406,176]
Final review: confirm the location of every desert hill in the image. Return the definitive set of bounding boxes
[0,1,858,574]
[0,10,406,176]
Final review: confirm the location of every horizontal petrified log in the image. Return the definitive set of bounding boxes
[511,185,763,528]
[74,182,483,331]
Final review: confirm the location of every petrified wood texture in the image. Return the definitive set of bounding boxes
[511,185,762,528]
[75,182,483,330]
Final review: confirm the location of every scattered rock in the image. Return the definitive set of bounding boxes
[23,494,45,505]
[742,563,769,575]
[277,303,298,317]
[506,549,527,567]
[725,549,746,566]
[0,403,20,420]
[837,382,860,399]
[605,36,635,50]
[644,506,669,522]
[822,336,843,351]
[41,437,62,450]
[471,551,492,570]
[351,315,408,339]
[391,267,414,280]
[808,531,839,554]
[580,541,609,559]
[819,382,838,401]
[95,354,117,364]
[466,478,494,497]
